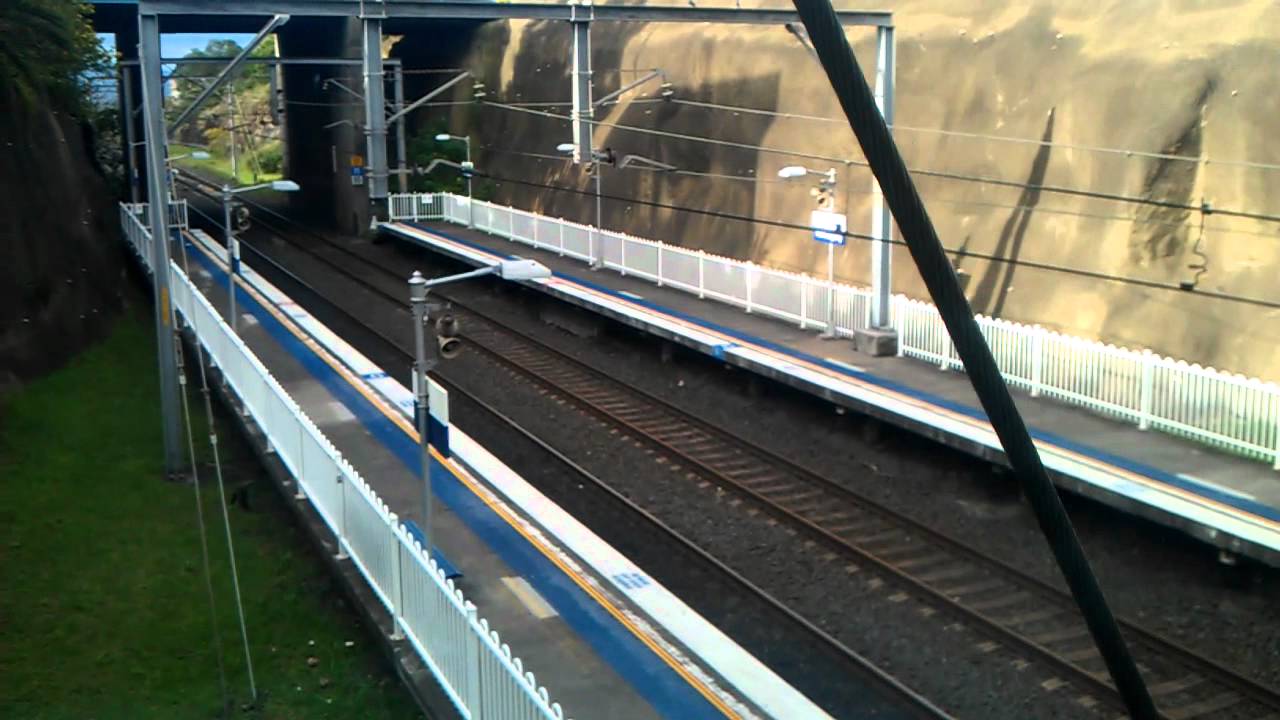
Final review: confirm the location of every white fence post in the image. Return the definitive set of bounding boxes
[799,277,808,328]
[1139,350,1154,431]
[893,296,905,357]
[620,235,627,276]
[335,472,349,559]
[657,246,664,286]
[558,218,565,256]
[745,264,754,313]
[412,196,420,222]
[389,525,404,640]
[1030,325,1044,398]
[1272,396,1280,470]
[465,607,484,717]
[697,251,706,299]
[939,327,952,371]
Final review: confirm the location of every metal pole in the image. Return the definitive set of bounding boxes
[223,187,238,332]
[826,240,836,337]
[593,168,603,268]
[139,12,186,479]
[869,25,895,329]
[122,68,140,204]
[409,272,435,547]
[569,14,593,166]
[227,85,238,181]
[465,136,474,228]
[393,64,408,194]
[362,17,389,206]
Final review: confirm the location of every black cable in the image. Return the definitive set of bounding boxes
[460,167,1280,311]
[483,100,1280,225]
[791,1,1157,717]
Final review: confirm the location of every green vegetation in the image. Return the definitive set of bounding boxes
[174,143,282,187]
[0,308,422,719]
[407,117,495,199]
[0,0,106,111]
[169,39,284,187]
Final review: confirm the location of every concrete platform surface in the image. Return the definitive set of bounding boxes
[385,220,1280,567]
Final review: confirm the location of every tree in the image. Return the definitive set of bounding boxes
[0,0,107,111]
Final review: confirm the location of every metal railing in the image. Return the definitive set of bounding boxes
[389,192,1280,468]
[121,204,570,720]
[124,199,190,232]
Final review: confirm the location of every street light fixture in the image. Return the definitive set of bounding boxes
[435,132,473,227]
[778,165,842,338]
[556,142,613,268]
[222,179,301,331]
[408,259,551,550]
[171,150,212,162]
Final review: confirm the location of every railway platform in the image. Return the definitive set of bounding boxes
[118,202,942,720]
[381,217,1280,568]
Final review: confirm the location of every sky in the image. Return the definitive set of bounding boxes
[92,33,257,105]
[97,32,257,62]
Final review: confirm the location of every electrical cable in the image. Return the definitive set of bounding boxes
[792,1,1157,716]
[457,165,1280,311]
[476,143,1276,236]
[171,208,260,704]
[667,97,1280,174]
[170,326,232,715]
[482,100,1280,225]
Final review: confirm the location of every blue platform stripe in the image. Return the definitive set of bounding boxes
[362,371,389,380]
[392,223,1280,526]
[402,519,463,580]
[184,242,726,719]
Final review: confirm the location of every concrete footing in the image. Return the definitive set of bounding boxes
[854,326,899,357]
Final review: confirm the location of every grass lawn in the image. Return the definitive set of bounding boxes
[0,306,423,720]
[173,143,281,187]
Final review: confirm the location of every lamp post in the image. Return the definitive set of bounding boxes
[779,165,841,338]
[408,258,551,550]
[557,143,614,268]
[221,179,301,330]
[435,133,473,228]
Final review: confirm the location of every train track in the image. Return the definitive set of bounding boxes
[174,177,950,720]
[177,177,1280,720]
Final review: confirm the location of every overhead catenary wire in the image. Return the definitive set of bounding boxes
[481,100,1280,225]
[791,1,1156,717]
[475,143,1274,237]
[666,97,1280,174]
[453,164,1280,311]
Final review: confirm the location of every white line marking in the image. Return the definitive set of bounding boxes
[500,576,558,619]
[823,357,866,374]
[618,290,645,300]
[1176,473,1258,502]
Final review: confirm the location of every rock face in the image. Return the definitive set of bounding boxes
[412,1,1280,379]
[0,86,120,393]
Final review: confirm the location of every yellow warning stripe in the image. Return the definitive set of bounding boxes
[183,232,742,718]
[402,223,1280,536]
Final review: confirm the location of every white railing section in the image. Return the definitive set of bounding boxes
[123,199,189,233]
[120,204,569,720]
[389,192,1280,468]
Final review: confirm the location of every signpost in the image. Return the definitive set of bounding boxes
[351,154,365,186]
[811,209,846,337]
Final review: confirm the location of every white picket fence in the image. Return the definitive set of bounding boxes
[121,203,569,720]
[389,192,1280,469]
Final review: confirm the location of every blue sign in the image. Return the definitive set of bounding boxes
[811,210,847,246]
